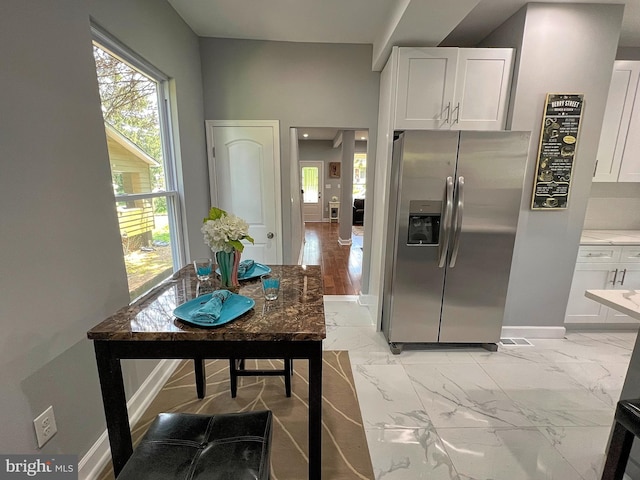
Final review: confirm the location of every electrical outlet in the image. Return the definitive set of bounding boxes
[34,406,57,448]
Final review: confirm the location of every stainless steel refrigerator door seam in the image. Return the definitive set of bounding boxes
[438,176,454,268]
[449,176,465,268]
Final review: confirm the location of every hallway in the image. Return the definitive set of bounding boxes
[302,222,363,295]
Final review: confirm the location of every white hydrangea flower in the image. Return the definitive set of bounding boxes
[201,212,251,253]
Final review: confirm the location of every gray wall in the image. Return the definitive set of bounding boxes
[618,47,640,61]
[198,38,380,267]
[481,3,624,328]
[584,183,640,230]
[298,139,367,220]
[0,0,206,459]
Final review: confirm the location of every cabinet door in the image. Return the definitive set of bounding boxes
[453,49,514,131]
[565,263,618,324]
[394,47,458,129]
[606,264,640,324]
[594,61,640,182]
[619,88,640,182]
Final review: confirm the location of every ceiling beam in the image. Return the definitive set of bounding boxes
[332,131,343,149]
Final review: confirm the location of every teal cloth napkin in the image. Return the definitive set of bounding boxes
[192,290,231,323]
[238,259,255,277]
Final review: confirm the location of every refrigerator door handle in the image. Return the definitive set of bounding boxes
[438,176,454,267]
[449,176,465,268]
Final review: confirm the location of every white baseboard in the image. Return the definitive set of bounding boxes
[338,237,352,246]
[323,295,360,302]
[357,294,376,306]
[78,359,181,480]
[501,326,566,339]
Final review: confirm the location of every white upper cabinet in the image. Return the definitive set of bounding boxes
[594,61,640,182]
[394,47,514,130]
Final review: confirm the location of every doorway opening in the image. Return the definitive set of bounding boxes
[295,127,368,294]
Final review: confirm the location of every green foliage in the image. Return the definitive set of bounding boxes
[154,196,167,214]
[93,44,164,191]
[153,226,170,243]
[204,206,227,222]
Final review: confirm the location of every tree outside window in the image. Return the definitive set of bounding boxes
[93,38,181,301]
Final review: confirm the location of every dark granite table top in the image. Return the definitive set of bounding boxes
[87,265,325,342]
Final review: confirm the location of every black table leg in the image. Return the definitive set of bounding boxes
[94,341,132,477]
[194,358,206,399]
[285,358,292,398]
[229,358,238,398]
[308,342,323,480]
[602,421,635,480]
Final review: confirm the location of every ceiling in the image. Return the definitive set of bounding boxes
[168,0,640,55]
[296,128,369,142]
[166,0,638,138]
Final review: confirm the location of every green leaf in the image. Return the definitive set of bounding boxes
[245,235,255,244]
[204,207,227,223]
[228,239,244,252]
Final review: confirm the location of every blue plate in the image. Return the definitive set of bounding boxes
[173,292,255,328]
[215,262,271,281]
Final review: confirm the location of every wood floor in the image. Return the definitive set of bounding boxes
[302,222,362,295]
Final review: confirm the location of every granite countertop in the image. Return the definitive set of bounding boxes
[586,290,640,321]
[580,230,640,245]
[87,265,326,341]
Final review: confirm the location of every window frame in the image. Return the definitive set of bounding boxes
[91,24,185,288]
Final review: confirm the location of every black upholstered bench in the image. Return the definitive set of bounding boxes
[116,411,273,480]
[602,399,640,480]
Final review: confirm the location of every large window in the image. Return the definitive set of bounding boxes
[92,29,183,301]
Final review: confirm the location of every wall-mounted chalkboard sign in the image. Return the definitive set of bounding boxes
[531,93,584,210]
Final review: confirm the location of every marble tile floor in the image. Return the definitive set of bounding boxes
[323,295,638,480]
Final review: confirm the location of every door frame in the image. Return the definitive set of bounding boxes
[300,161,324,222]
[205,120,283,263]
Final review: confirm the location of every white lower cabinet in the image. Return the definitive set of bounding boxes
[606,250,640,323]
[566,262,618,324]
[566,246,640,325]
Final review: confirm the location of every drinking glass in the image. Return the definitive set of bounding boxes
[193,258,213,281]
[261,273,280,301]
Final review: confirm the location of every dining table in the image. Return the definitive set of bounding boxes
[87,264,326,479]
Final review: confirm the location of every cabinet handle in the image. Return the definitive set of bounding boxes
[453,102,460,124]
[586,253,607,257]
[619,268,627,286]
[593,160,599,177]
[444,102,451,123]
[611,268,619,285]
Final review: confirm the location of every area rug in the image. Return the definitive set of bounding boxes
[352,226,364,236]
[97,350,374,480]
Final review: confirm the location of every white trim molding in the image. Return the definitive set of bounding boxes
[500,326,566,339]
[79,359,181,480]
[323,295,360,302]
[357,294,376,306]
[338,237,352,246]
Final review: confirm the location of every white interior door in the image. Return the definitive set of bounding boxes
[206,120,282,264]
[300,161,323,222]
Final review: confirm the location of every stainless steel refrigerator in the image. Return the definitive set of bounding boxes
[381,130,531,354]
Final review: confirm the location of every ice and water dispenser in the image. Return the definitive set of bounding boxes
[407,200,440,245]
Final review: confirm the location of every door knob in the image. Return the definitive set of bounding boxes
[267,232,274,239]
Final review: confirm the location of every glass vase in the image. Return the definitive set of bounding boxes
[216,249,241,291]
